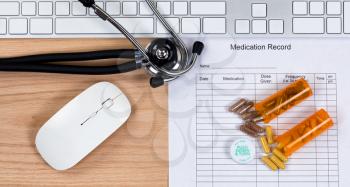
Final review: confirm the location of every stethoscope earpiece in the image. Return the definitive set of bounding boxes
[192,41,205,55]
[150,77,165,88]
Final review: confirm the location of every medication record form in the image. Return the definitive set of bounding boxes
[169,38,350,187]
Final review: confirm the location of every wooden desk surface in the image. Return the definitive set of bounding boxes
[0,39,168,186]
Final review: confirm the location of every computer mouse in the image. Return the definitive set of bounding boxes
[35,82,131,170]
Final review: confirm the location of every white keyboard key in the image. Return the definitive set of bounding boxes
[203,18,226,34]
[73,1,87,16]
[56,18,153,34]
[235,20,250,34]
[157,18,179,33]
[182,18,200,34]
[123,2,137,16]
[106,1,121,16]
[0,19,7,35]
[157,2,171,15]
[327,2,341,15]
[0,2,20,16]
[252,3,267,18]
[293,18,324,34]
[327,17,341,34]
[55,2,70,16]
[252,20,267,34]
[344,2,350,33]
[269,19,284,34]
[139,1,153,15]
[30,18,53,34]
[38,2,53,16]
[9,19,28,35]
[174,2,188,15]
[293,2,308,15]
[310,1,324,15]
[90,1,104,15]
[22,2,36,16]
[190,2,226,15]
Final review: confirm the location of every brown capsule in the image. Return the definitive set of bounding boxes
[237,101,255,115]
[229,98,247,113]
[245,121,265,133]
[252,116,265,123]
[241,110,260,121]
[240,125,258,137]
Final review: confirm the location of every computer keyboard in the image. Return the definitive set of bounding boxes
[0,0,350,38]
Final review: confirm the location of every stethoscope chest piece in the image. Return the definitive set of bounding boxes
[146,38,178,69]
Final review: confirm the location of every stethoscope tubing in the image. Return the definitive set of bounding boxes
[0,61,139,75]
[0,49,140,74]
[0,49,136,64]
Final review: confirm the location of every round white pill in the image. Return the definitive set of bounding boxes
[230,138,255,164]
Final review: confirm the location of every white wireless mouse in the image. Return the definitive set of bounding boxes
[35,82,131,170]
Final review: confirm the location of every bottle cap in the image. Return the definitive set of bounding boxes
[230,138,255,164]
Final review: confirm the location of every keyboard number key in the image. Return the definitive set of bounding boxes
[22,2,36,16]
[157,2,171,15]
[327,18,341,34]
[293,2,308,15]
[9,19,28,35]
[235,19,250,34]
[0,19,6,35]
[203,18,226,34]
[310,1,324,15]
[38,2,53,16]
[139,1,153,15]
[327,2,341,15]
[90,1,104,15]
[182,18,200,34]
[174,2,188,15]
[123,2,137,16]
[73,1,87,16]
[269,20,284,34]
[106,2,121,16]
[55,2,70,16]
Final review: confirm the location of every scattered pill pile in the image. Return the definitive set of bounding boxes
[229,78,334,171]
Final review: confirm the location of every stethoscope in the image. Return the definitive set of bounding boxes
[0,0,204,88]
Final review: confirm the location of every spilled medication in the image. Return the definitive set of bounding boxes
[259,136,271,154]
[270,155,285,169]
[261,156,278,171]
[265,125,274,144]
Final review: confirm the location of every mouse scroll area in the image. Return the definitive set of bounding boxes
[35,82,132,170]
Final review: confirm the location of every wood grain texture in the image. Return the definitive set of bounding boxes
[0,39,168,187]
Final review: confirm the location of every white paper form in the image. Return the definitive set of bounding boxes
[169,38,350,187]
